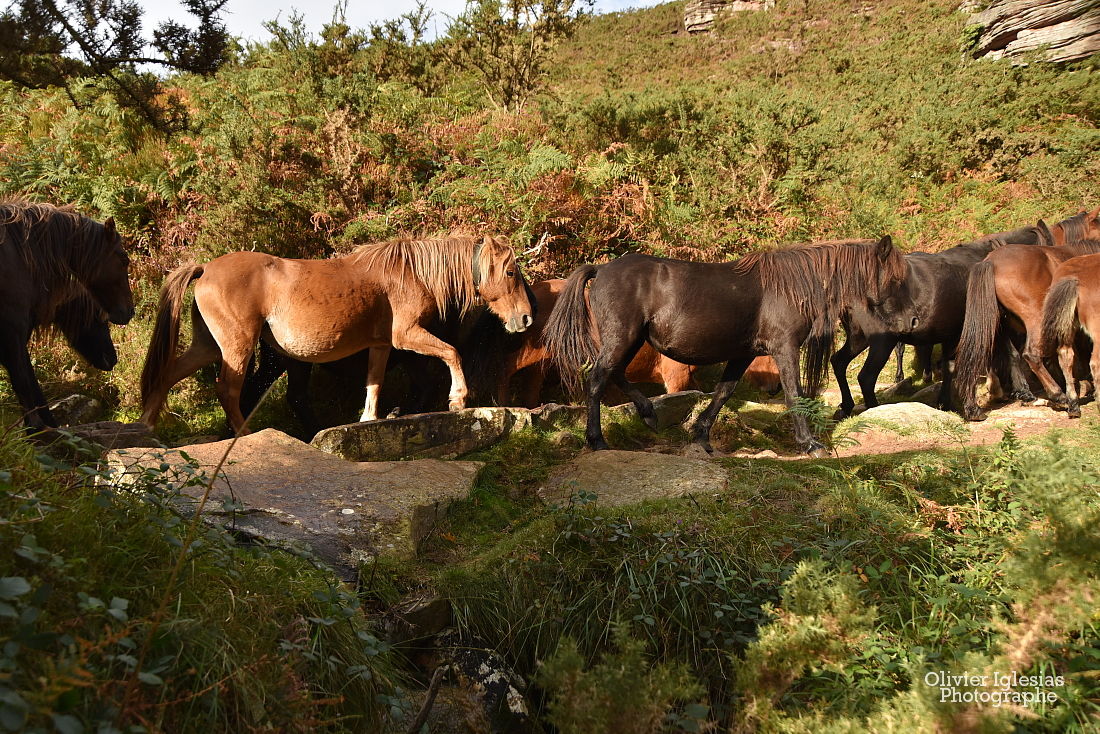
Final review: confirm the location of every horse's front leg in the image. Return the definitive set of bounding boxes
[0,332,55,429]
[771,342,828,457]
[857,338,896,411]
[688,357,752,453]
[391,326,468,411]
[360,346,391,422]
[830,332,864,419]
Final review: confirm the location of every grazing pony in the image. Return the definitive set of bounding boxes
[544,238,906,455]
[140,235,534,434]
[1040,246,1100,418]
[956,209,1100,420]
[831,219,1059,417]
[467,278,782,407]
[0,200,133,428]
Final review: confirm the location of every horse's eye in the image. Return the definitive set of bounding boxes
[506,270,515,278]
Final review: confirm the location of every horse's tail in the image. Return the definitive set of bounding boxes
[544,264,599,396]
[1041,276,1079,355]
[140,263,204,416]
[955,260,1000,413]
[803,315,837,397]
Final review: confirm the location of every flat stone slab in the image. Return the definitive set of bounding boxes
[312,407,531,461]
[67,421,163,450]
[102,429,482,577]
[538,449,728,506]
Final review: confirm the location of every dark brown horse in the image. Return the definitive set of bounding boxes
[474,278,782,407]
[957,209,1100,419]
[544,238,906,455]
[140,235,534,434]
[0,200,133,428]
[1040,247,1100,418]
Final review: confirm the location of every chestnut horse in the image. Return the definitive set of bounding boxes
[470,278,781,406]
[0,200,133,428]
[1040,247,1100,418]
[140,235,534,434]
[545,238,906,456]
[956,208,1100,420]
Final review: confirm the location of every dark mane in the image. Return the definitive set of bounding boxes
[1064,238,1100,256]
[0,199,113,294]
[735,238,906,392]
[1058,210,1100,244]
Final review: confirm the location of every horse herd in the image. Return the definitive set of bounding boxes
[3,198,1100,457]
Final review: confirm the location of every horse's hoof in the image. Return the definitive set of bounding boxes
[832,408,850,421]
[1049,396,1071,412]
[962,405,987,422]
[642,414,658,432]
[805,442,830,459]
[1068,406,1081,419]
[589,439,610,451]
[1012,391,1037,403]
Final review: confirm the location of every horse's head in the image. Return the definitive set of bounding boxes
[55,296,118,371]
[1050,207,1100,246]
[870,234,908,300]
[473,235,534,334]
[82,217,135,325]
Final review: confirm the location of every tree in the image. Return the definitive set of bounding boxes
[0,0,230,131]
[447,0,591,112]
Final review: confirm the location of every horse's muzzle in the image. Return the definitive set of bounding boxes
[505,313,533,333]
[91,345,119,371]
[108,304,135,325]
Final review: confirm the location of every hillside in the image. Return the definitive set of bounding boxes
[0,0,1098,730]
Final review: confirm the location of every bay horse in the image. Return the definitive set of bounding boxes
[0,200,133,428]
[831,219,1061,418]
[544,238,906,456]
[140,235,534,434]
[956,209,1100,420]
[468,278,782,407]
[1040,247,1100,418]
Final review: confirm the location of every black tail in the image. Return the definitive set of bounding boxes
[543,264,599,396]
[955,260,1000,414]
[1041,277,1079,356]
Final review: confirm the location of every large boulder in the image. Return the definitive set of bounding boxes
[684,0,775,34]
[539,449,728,506]
[311,407,531,461]
[969,0,1100,63]
[102,429,482,577]
[835,402,967,447]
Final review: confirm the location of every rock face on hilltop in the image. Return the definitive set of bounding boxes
[969,0,1100,63]
[684,0,775,34]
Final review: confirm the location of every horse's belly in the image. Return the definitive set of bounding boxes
[265,315,390,362]
[648,324,753,365]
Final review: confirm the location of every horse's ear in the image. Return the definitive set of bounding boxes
[1037,219,1053,245]
[1089,205,1100,221]
[104,217,116,235]
[876,235,893,260]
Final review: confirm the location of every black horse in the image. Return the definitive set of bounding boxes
[834,214,1094,417]
[544,237,906,456]
[0,200,133,428]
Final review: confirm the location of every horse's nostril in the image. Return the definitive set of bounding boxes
[911,317,919,329]
[523,313,533,327]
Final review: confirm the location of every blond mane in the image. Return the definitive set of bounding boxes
[352,235,487,319]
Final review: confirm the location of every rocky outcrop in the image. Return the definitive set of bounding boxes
[103,429,482,577]
[311,407,531,461]
[684,0,775,34]
[969,0,1100,63]
[49,394,103,425]
[539,449,728,506]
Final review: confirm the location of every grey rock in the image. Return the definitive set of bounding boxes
[66,421,162,450]
[684,0,775,34]
[539,449,728,506]
[835,402,967,445]
[605,390,712,431]
[387,594,453,645]
[529,402,586,431]
[50,394,103,425]
[971,0,1100,63]
[311,407,530,461]
[103,429,482,577]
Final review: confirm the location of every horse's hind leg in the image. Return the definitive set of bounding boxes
[360,346,391,422]
[893,343,905,384]
[772,341,828,457]
[611,372,658,432]
[139,303,221,427]
[857,338,896,411]
[1055,338,1081,418]
[0,332,54,429]
[688,357,752,453]
[240,339,287,421]
[1020,317,1071,411]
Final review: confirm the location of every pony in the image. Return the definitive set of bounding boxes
[956,209,1100,420]
[1039,246,1100,418]
[544,237,907,456]
[140,235,534,434]
[831,218,1063,417]
[0,200,133,428]
[467,278,782,407]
